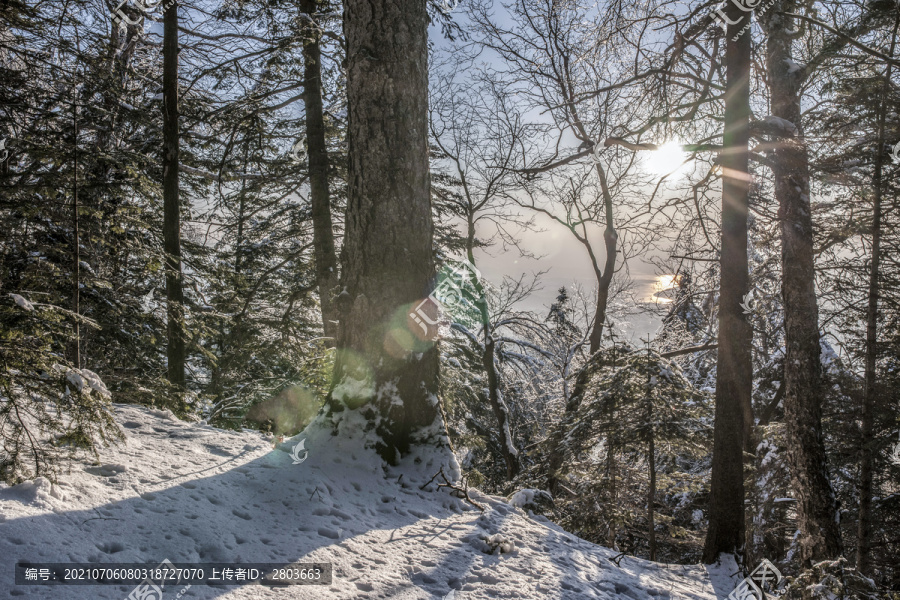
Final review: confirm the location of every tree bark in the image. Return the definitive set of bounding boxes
[482,336,518,479]
[857,9,899,576]
[587,215,617,355]
[70,92,80,369]
[764,1,842,566]
[300,0,339,346]
[163,0,186,393]
[702,3,752,564]
[329,0,445,462]
[647,393,657,561]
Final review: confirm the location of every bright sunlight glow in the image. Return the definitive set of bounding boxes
[643,140,690,178]
[649,274,679,304]
[657,274,678,290]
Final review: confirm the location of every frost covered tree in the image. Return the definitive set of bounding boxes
[0,295,122,483]
[428,65,547,479]
[755,0,899,566]
[546,343,711,561]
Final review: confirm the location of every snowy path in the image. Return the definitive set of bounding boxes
[0,405,739,599]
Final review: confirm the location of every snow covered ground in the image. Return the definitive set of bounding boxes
[1,404,741,599]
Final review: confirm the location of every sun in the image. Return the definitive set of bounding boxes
[643,140,690,178]
[657,274,678,290]
[650,274,679,304]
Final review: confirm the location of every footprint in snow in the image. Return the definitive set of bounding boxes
[204,445,233,457]
[85,463,128,477]
[317,527,341,539]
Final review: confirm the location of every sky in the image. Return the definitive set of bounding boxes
[473,212,677,344]
[427,5,691,345]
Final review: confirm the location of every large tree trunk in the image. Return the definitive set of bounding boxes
[163,0,185,394]
[300,0,339,346]
[857,11,898,576]
[702,5,752,564]
[764,1,842,566]
[329,0,445,463]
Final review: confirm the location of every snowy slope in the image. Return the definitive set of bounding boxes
[0,404,740,599]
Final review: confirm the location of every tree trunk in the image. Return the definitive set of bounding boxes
[329,0,445,463]
[482,336,519,479]
[300,0,339,346]
[764,1,842,566]
[546,211,616,492]
[70,93,80,368]
[647,398,657,560]
[703,4,752,564]
[464,222,518,479]
[163,0,185,393]
[857,10,898,576]
[587,220,617,355]
[606,437,617,547]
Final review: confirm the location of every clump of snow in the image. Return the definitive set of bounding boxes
[0,476,63,508]
[763,115,799,136]
[148,407,177,420]
[8,293,34,311]
[65,368,111,397]
[509,488,553,514]
[0,404,735,599]
[331,374,375,404]
[478,533,516,555]
[81,368,111,397]
[784,58,804,74]
[65,369,85,392]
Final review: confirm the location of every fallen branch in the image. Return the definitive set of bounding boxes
[660,343,717,358]
[420,467,485,512]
